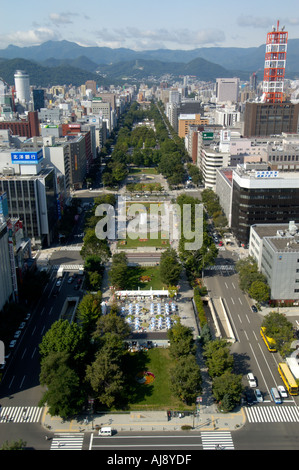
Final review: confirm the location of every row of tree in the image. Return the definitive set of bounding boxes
[38,306,132,418]
[203,339,243,412]
[236,256,270,303]
[108,248,182,291]
[262,311,296,358]
[168,322,202,405]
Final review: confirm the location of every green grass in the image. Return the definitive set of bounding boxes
[118,233,170,249]
[123,348,193,411]
[129,167,158,175]
[126,266,166,290]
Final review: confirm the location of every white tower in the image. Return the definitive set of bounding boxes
[14,70,30,104]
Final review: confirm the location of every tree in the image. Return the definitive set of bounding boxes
[80,228,111,262]
[39,351,85,419]
[248,280,270,303]
[39,319,86,363]
[93,312,131,341]
[262,311,294,357]
[203,339,234,378]
[77,293,102,333]
[170,355,202,405]
[109,252,128,290]
[160,248,182,286]
[212,370,243,412]
[85,348,124,408]
[0,439,27,450]
[167,321,196,359]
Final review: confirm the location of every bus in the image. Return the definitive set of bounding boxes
[260,327,277,352]
[278,362,299,396]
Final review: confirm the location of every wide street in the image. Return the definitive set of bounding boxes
[1,188,299,451]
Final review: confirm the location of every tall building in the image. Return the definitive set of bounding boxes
[0,111,40,138]
[249,222,299,301]
[243,102,299,137]
[244,21,299,137]
[0,218,14,310]
[32,89,45,111]
[0,149,58,247]
[230,165,299,244]
[216,78,239,103]
[14,70,30,104]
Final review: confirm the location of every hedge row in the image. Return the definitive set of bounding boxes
[193,287,208,328]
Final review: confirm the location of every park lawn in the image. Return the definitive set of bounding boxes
[126,266,167,290]
[125,348,192,411]
[118,233,170,249]
[129,167,158,175]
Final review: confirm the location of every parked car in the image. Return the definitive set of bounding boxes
[244,390,255,406]
[25,313,31,321]
[56,279,62,287]
[9,340,17,349]
[247,372,257,388]
[68,276,74,284]
[19,322,26,330]
[255,389,263,402]
[278,385,288,398]
[251,305,258,313]
[14,330,21,339]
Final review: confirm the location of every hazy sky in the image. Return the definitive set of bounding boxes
[1,0,299,50]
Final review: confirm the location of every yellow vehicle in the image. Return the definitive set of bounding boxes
[260,327,277,352]
[278,363,299,396]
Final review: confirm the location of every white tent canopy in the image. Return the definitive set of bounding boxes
[115,290,169,298]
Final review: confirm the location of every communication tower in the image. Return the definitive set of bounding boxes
[262,20,288,103]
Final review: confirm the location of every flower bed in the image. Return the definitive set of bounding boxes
[135,371,155,385]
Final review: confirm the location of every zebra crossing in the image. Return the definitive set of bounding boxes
[245,405,299,423]
[201,431,234,450]
[50,433,84,450]
[0,406,43,423]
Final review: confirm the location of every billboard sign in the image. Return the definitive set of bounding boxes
[11,149,43,165]
[202,132,214,140]
[255,171,279,178]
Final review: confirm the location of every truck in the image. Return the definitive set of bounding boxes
[56,266,64,278]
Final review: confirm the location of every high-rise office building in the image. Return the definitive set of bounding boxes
[14,70,30,104]
[216,78,239,103]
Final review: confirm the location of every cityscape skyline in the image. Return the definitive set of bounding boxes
[1,0,299,52]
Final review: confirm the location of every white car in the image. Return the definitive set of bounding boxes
[278,385,288,398]
[247,372,257,388]
[255,388,263,402]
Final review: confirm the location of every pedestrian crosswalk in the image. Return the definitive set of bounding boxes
[245,405,299,423]
[201,431,234,450]
[50,433,84,450]
[0,406,43,423]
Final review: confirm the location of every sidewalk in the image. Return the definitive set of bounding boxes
[41,406,246,434]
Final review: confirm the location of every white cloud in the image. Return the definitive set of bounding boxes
[49,12,79,25]
[94,27,225,50]
[237,15,299,30]
[0,27,60,48]
[237,15,272,29]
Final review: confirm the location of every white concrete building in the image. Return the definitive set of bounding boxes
[249,221,299,300]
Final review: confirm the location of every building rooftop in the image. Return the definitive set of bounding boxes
[252,222,299,252]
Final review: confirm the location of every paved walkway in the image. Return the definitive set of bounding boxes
[41,406,245,434]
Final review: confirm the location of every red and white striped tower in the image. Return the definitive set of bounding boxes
[262,20,288,103]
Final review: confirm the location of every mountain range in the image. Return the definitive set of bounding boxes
[0,39,299,87]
